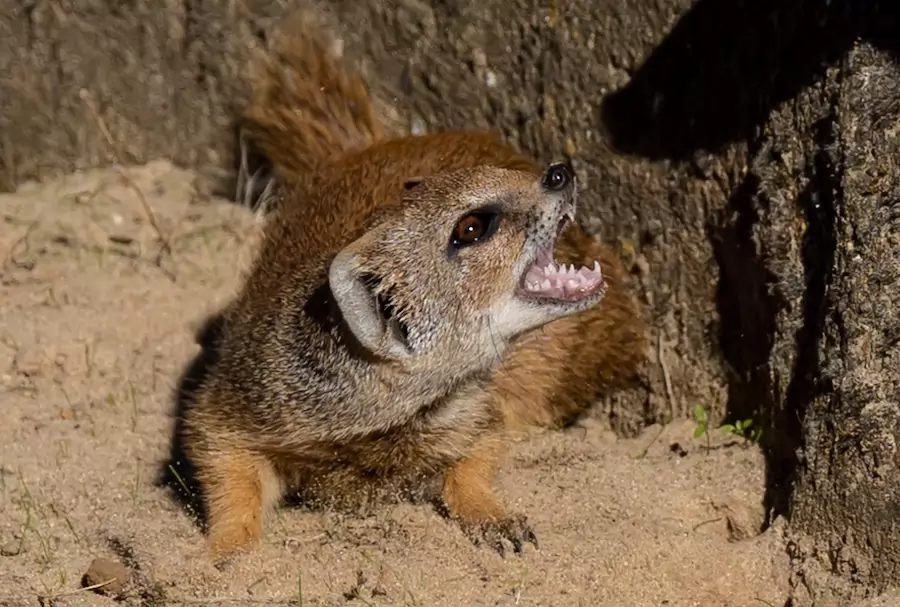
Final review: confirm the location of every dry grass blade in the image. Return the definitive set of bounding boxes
[29,578,116,605]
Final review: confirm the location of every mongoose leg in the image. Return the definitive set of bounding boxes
[441,436,537,555]
[198,448,282,563]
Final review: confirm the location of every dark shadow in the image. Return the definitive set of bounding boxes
[154,311,228,528]
[600,0,898,162]
[706,162,780,440]
[599,0,898,525]
[770,113,839,519]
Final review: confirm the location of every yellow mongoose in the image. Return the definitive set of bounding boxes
[180,19,647,563]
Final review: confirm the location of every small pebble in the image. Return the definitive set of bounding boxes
[0,540,22,556]
[721,500,764,542]
[82,557,130,596]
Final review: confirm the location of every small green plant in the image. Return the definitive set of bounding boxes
[721,418,763,446]
[693,405,763,452]
[692,405,711,453]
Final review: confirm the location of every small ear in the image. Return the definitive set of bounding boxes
[328,245,412,359]
[403,176,424,190]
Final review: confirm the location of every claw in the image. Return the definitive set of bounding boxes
[510,536,523,554]
[459,515,538,557]
[522,526,539,551]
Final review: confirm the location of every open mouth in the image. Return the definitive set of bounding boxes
[517,217,606,303]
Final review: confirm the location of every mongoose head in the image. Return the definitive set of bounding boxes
[328,162,607,369]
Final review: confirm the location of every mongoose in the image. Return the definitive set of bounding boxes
[180,19,647,564]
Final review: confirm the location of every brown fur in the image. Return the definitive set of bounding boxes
[181,19,647,564]
[242,15,384,179]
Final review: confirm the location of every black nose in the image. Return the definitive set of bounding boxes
[541,161,574,192]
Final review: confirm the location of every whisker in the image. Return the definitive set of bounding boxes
[235,129,279,224]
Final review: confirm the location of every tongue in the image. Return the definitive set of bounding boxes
[521,248,605,301]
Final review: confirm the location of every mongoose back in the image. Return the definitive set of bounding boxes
[181,18,647,563]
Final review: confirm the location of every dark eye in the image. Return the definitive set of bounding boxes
[542,162,573,192]
[450,208,501,249]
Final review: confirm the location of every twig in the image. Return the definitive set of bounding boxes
[33,577,115,603]
[79,90,114,146]
[5,221,39,271]
[692,516,724,532]
[122,173,174,269]
[636,424,666,459]
[284,532,327,545]
[658,332,676,417]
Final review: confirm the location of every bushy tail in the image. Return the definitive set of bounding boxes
[237,15,385,213]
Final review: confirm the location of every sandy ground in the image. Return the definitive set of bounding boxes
[0,161,791,607]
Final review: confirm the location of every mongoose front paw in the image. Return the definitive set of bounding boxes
[459,514,538,556]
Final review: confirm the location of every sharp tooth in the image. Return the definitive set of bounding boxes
[541,279,551,290]
[593,260,600,273]
[544,264,555,274]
